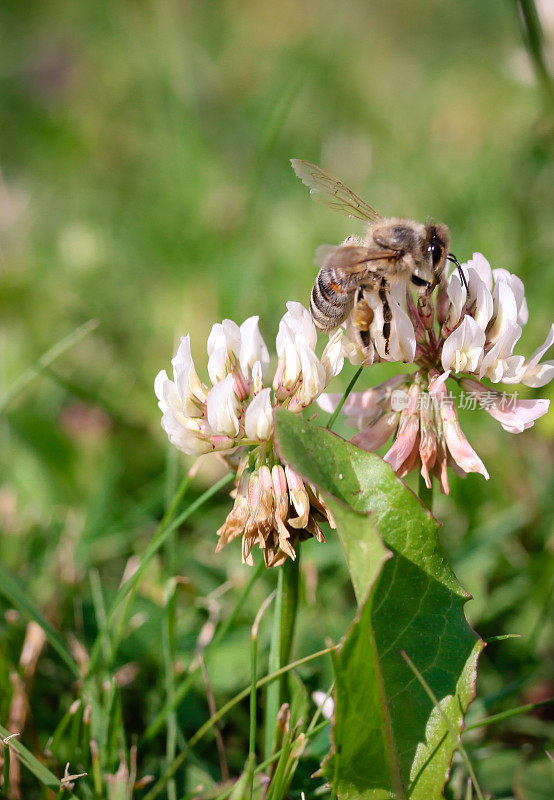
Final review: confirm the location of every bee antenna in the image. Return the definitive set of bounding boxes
[447,253,469,295]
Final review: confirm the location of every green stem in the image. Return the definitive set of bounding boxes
[248,592,275,800]
[515,0,554,117]
[465,696,554,731]
[418,473,433,513]
[326,366,363,431]
[264,552,300,761]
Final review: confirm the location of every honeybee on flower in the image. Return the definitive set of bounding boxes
[319,252,553,493]
[155,302,343,566]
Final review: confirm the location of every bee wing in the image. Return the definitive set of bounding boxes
[315,244,397,275]
[291,159,382,222]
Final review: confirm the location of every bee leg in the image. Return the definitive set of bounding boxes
[378,279,392,356]
[353,287,374,354]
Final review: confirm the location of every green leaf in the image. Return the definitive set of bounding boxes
[274,410,484,800]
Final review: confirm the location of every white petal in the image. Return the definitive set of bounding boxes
[493,269,528,327]
[276,301,317,353]
[160,410,212,455]
[488,280,518,344]
[154,370,171,413]
[465,253,493,291]
[172,335,206,404]
[244,387,273,441]
[207,319,241,358]
[446,272,467,327]
[281,329,302,386]
[207,347,230,385]
[503,323,554,387]
[295,340,326,406]
[321,329,344,381]
[441,315,485,374]
[478,320,522,382]
[519,360,554,388]
[467,268,493,331]
[239,316,270,379]
[369,287,416,362]
[206,374,241,437]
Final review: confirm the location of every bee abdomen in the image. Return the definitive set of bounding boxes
[310,268,353,331]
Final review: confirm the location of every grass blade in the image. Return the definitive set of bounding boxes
[0,563,80,679]
[0,723,77,798]
[87,472,232,673]
[0,319,98,414]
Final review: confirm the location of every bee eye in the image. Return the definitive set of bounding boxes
[427,236,443,267]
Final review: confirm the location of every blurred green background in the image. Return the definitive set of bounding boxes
[0,1,553,797]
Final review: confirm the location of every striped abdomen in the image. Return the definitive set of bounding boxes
[310,267,355,331]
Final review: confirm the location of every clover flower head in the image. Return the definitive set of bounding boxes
[320,253,553,493]
[155,302,342,566]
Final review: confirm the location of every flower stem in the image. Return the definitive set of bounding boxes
[326,366,363,431]
[418,473,433,512]
[263,551,301,761]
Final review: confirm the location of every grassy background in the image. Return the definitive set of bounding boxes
[0,1,553,797]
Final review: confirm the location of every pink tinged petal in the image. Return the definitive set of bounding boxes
[351,411,398,451]
[478,320,523,382]
[244,387,273,441]
[466,268,493,331]
[383,383,420,472]
[460,377,550,433]
[318,374,410,429]
[172,335,206,405]
[432,438,450,495]
[239,316,270,380]
[419,401,437,489]
[285,465,310,529]
[488,398,550,433]
[441,315,485,374]
[206,374,241,438]
[437,389,489,479]
[321,329,345,382]
[465,253,493,291]
[396,432,421,478]
[428,369,451,394]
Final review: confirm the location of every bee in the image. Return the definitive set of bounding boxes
[291,159,464,356]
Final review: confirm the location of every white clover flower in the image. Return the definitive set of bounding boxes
[320,252,553,494]
[155,301,341,566]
